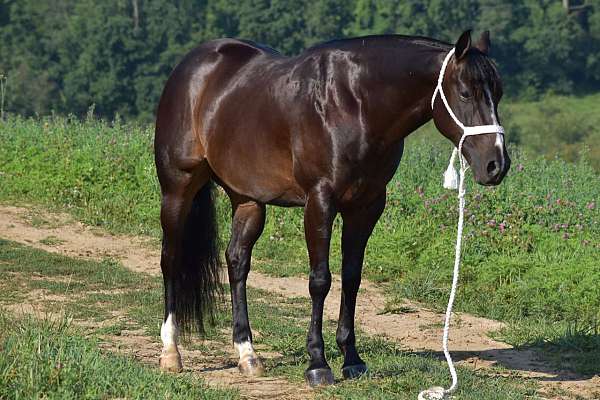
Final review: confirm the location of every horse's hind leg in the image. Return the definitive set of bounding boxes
[157,160,213,372]
[226,196,266,376]
[337,193,385,379]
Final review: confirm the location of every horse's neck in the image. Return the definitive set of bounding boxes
[361,48,444,142]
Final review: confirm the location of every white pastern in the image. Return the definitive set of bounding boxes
[234,340,257,362]
[161,313,179,348]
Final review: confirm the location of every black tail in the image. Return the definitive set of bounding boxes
[174,182,222,336]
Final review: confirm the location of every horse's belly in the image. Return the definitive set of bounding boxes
[205,128,305,205]
[217,164,305,206]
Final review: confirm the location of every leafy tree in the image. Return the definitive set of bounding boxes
[304,0,352,47]
[0,0,599,119]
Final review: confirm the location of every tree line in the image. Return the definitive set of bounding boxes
[1,0,599,121]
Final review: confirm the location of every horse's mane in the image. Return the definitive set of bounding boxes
[306,34,453,52]
[304,34,501,93]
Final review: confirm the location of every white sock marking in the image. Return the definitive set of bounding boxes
[234,340,257,362]
[161,313,178,348]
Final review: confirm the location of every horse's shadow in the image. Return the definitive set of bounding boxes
[197,363,238,373]
[399,337,600,383]
[193,333,600,385]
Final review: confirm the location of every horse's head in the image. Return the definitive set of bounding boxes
[432,30,510,186]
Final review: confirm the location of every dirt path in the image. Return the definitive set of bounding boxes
[1,205,598,399]
[4,284,309,400]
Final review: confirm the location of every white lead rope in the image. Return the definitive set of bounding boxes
[418,48,504,400]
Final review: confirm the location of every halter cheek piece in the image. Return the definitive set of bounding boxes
[418,48,505,400]
[431,47,505,190]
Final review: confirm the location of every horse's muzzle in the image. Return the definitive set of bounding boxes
[477,153,511,186]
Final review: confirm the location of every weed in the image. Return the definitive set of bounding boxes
[0,314,237,399]
[39,236,66,246]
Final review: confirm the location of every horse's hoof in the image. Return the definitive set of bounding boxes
[238,356,265,377]
[342,363,368,379]
[159,351,183,373]
[305,367,335,387]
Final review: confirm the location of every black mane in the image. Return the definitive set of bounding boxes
[306,34,452,52]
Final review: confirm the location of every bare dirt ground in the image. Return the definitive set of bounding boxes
[1,205,598,399]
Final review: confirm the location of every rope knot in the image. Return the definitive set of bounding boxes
[418,387,446,400]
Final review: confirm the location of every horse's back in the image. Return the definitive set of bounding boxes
[156,38,279,127]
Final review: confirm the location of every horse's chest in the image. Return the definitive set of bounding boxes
[338,141,404,206]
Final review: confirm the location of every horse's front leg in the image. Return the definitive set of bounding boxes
[226,198,266,376]
[337,193,386,379]
[303,184,336,386]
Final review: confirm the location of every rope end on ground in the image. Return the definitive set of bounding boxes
[418,387,446,400]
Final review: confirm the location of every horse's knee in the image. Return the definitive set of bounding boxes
[309,267,331,298]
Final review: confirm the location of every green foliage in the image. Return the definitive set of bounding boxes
[1,115,599,341]
[0,115,159,235]
[0,315,236,400]
[1,0,600,120]
[502,93,600,170]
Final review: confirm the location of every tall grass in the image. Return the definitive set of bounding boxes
[0,314,236,399]
[1,113,599,365]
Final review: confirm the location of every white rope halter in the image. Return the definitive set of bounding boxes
[418,48,504,400]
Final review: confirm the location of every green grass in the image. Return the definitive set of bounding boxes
[1,99,599,377]
[39,235,66,246]
[501,93,600,170]
[0,239,536,399]
[0,315,237,400]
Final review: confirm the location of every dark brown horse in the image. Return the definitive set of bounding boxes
[154,29,510,386]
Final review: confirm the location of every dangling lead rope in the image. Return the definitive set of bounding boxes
[418,145,467,400]
[418,48,504,400]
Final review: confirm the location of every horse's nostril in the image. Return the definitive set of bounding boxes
[487,160,500,176]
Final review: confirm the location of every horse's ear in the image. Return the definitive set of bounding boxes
[454,30,472,60]
[474,30,490,55]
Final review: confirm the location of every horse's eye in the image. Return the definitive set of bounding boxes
[459,90,472,101]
